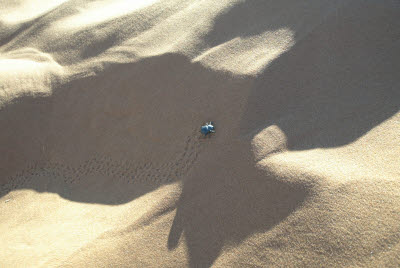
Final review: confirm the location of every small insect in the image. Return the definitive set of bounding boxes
[200,121,216,136]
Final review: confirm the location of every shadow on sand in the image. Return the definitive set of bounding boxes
[239,0,400,150]
[0,53,250,204]
[167,141,308,267]
[167,1,400,267]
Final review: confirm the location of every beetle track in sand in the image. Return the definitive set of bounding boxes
[1,130,203,195]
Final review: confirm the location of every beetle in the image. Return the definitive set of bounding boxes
[200,121,215,136]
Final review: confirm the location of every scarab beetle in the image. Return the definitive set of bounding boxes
[200,121,215,136]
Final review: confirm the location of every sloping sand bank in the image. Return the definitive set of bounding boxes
[1,0,399,267]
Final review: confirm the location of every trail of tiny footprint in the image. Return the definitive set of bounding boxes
[1,129,205,195]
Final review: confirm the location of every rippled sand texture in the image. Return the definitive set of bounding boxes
[1,0,399,267]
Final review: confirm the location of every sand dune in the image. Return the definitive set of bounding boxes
[1,0,399,267]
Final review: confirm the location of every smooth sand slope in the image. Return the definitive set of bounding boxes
[0,0,399,267]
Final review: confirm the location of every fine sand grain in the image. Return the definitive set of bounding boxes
[1,0,399,267]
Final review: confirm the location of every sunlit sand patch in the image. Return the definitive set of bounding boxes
[0,48,63,104]
[96,1,234,62]
[258,112,400,184]
[54,0,159,30]
[194,28,295,75]
[0,182,179,267]
[251,125,288,161]
[0,0,68,24]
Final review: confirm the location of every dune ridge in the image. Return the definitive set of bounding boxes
[1,0,399,267]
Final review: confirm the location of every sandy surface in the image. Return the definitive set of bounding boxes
[1,0,399,267]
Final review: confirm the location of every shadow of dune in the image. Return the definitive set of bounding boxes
[166,1,400,267]
[167,142,308,268]
[240,0,400,150]
[204,0,346,47]
[0,53,251,205]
